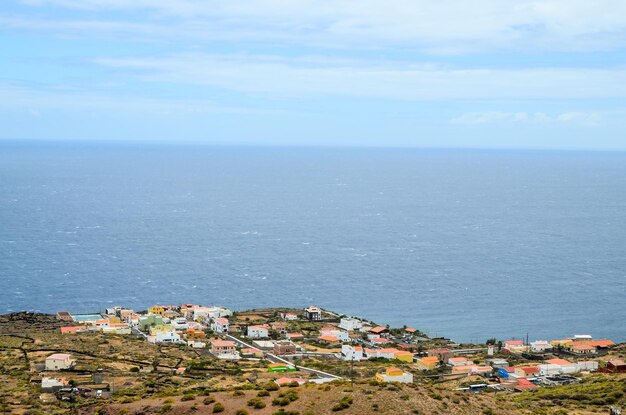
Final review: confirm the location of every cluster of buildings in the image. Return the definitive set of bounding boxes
[54,304,621,390]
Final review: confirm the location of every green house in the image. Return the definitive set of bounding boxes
[138,315,165,332]
[268,363,297,373]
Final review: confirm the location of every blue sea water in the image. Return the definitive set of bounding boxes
[1,141,625,343]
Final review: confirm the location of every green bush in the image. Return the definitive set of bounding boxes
[236,410,249,415]
[213,402,225,413]
[263,382,280,391]
[247,398,267,409]
[257,389,270,397]
[332,396,353,411]
[203,396,216,405]
[181,393,195,401]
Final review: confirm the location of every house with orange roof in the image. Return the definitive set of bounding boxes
[569,343,597,355]
[275,377,306,386]
[319,326,350,342]
[416,356,439,371]
[285,332,304,341]
[514,366,540,378]
[368,326,389,339]
[515,378,537,391]
[60,326,87,334]
[427,349,452,362]
[210,338,239,359]
[341,344,364,361]
[376,367,413,383]
[318,334,341,344]
[503,340,527,353]
[448,357,471,367]
[370,337,392,346]
[211,317,230,333]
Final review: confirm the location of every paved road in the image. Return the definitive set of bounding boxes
[223,333,342,380]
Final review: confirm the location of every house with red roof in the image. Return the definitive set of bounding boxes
[211,317,229,333]
[514,366,540,378]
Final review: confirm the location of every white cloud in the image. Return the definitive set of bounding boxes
[14,0,626,52]
[0,82,263,115]
[451,111,602,126]
[93,53,626,101]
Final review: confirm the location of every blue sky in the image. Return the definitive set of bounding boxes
[1,0,625,149]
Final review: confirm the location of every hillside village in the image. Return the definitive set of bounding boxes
[53,304,623,388]
[1,304,625,414]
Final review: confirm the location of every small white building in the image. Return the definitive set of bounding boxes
[247,325,269,339]
[187,340,206,349]
[171,318,189,330]
[41,377,68,392]
[539,364,562,376]
[448,357,471,367]
[576,361,598,372]
[105,306,122,316]
[304,306,322,321]
[148,330,182,344]
[530,340,553,353]
[341,344,364,361]
[320,327,351,342]
[45,354,76,371]
[281,312,298,321]
[338,317,363,332]
[211,317,230,333]
[376,367,413,384]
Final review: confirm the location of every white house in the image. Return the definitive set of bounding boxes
[304,306,322,321]
[211,317,230,333]
[320,327,351,342]
[41,377,68,392]
[105,306,121,316]
[148,329,182,344]
[338,317,363,332]
[45,354,76,371]
[192,306,233,322]
[448,357,471,367]
[542,359,579,375]
[539,364,563,376]
[341,344,364,361]
[376,367,413,384]
[247,325,269,339]
[576,361,598,372]
[281,312,298,321]
[530,340,553,353]
[171,318,189,330]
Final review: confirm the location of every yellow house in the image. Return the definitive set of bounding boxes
[393,350,414,363]
[376,367,413,383]
[148,306,165,316]
[416,356,439,370]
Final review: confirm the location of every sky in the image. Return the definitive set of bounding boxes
[1,0,625,149]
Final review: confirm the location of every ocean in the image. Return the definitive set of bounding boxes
[1,141,625,343]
